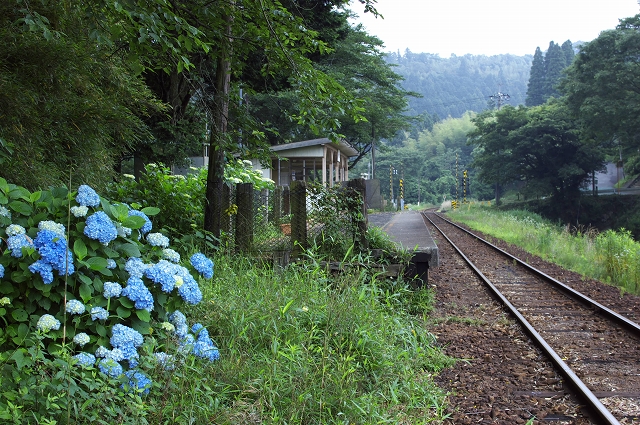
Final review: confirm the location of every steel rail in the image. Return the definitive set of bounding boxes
[424,212,621,425]
[429,212,640,338]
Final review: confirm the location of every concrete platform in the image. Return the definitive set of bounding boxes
[368,210,440,284]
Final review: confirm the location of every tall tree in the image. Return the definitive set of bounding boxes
[561,15,640,153]
[543,42,566,100]
[525,47,546,106]
[561,40,575,67]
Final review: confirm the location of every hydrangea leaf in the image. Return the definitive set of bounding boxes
[113,203,129,221]
[10,348,28,370]
[17,323,29,341]
[135,309,150,322]
[79,282,93,303]
[122,215,146,229]
[81,257,108,271]
[11,309,28,322]
[116,306,131,318]
[8,200,33,216]
[0,177,8,193]
[119,243,141,258]
[29,191,42,203]
[9,187,31,201]
[96,324,107,337]
[77,273,92,286]
[73,239,88,260]
[0,193,7,203]
[141,207,160,216]
[119,298,134,309]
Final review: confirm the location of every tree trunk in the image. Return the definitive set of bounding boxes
[204,9,233,242]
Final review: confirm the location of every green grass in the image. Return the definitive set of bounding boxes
[448,203,640,295]
[186,252,454,424]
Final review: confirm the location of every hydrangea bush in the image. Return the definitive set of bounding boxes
[0,179,218,393]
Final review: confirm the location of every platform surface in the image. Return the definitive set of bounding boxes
[368,210,439,267]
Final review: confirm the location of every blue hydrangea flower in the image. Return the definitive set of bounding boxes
[154,352,175,370]
[0,205,10,219]
[104,348,125,362]
[177,274,203,305]
[0,264,4,279]
[144,260,179,293]
[123,370,152,394]
[98,358,123,378]
[110,324,143,365]
[121,277,154,311]
[117,224,132,238]
[90,306,109,321]
[73,332,90,347]
[76,185,100,207]
[169,311,189,338]
[36,314,61,332]
[190,253,214,279]
[7,234,33,258]
[66,299,85,315]
[6,224,25,237]
[110,324,144,349]
[73,352,96,367]
[84,211,117,245]
[106,259,117,269]
[128,210,152,234]
[70,205,89,218]
[193,325,220,361]
[103,281,122,298]
[95,346,109,358]
[38,220,66,237]
[162,248,180,263]
[34,229,75,276]
[29,260,54,284]
[146,232,169,248]
[125,257,148,278]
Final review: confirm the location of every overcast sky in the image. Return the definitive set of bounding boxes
[350,0,640,57]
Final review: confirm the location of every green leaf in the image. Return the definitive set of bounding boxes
[119,298,134,309]
[10,348,29,370]
[79,283,93,302]
[122,215,146,229]
[113,203,129,221]
[96,325,107,337]
[11,309,28,322]
[85,257,108,271]
[8,187,31,201]
[135,309,151,322]
[78,273,93,286]
[17,323,29,340]
[116,306,131,318]
[74,239,88,260]
[141,207,160,216]
[29,191,42,203]
[8,200,32,216]
[119,243,141,258]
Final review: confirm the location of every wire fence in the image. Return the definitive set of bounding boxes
[220,179,368,264]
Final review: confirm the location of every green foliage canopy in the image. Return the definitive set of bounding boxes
[469,102,605,201]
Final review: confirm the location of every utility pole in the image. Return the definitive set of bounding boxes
[489,91,510,109]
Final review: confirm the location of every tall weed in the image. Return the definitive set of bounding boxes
[450,205,640,294]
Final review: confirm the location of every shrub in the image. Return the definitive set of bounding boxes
[0,178,219,421]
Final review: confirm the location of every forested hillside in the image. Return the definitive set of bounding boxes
[387,50,532,118]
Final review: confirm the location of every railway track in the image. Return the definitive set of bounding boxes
[424,211,640,424]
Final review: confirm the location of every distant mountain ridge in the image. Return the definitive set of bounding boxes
[386,51,533,119]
